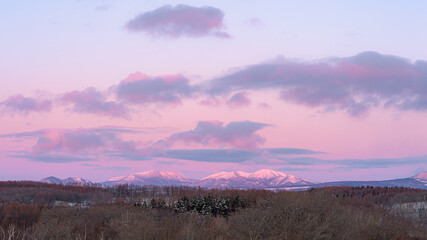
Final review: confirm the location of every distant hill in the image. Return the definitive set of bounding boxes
[312,172,427,190]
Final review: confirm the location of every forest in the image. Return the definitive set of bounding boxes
[0,181,426,240]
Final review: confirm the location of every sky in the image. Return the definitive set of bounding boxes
[0,0,426,182]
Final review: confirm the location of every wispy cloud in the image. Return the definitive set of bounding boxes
[152,147,321,163]
[156,149,257,163]
[10,153,94,163]
[125,4,231,38]
[1,127,143,163]
[277,155,427,170]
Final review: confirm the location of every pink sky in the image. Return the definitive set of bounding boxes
[0,1,426,182]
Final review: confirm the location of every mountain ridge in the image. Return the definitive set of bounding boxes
[40,176,99,187]
[39,170,427,189]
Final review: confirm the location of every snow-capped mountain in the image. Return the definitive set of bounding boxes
[40,176,62,184]
[40,176,97,187]
[38,170,427,190]
[198,169,316,188]
[103,170,195,186]
[412,171,427,182]
[412,171,427,186]
[61,177,95,186]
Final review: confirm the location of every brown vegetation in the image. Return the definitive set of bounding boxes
[0,182,426,239]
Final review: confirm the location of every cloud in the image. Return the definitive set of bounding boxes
[277,155,427,170]
[208,51,427,117]
[0,124,323,164]
[277,167,314,172]
[168,120,270,150]
[10,153,94,163]
[0,127,141,156]
[265,148,325,155]
[0,95,52,114]
[154,147,321,163]
[125,4,230,38]
[157,149,257,162]
[30,129,112,154]
[258,103,271,109]
[243,18,262,26]
[335,156,427,170]
[81,163,132,171]
[59,87,128,118]
[117,72,196,105]
[226,92,251,108]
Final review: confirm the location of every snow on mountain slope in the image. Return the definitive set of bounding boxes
[412,171,427,185]
[40,176,97,186]
[413,172,427,181]
[61,177,94,186]
[199,169,316,188]
[40,176,62,184]
[103,170,195,186]
[39,170,427,189]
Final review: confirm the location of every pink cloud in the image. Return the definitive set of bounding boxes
[2,127,145,162]
[168,120,270,150]
[0,95,52,113]
[198,96,222,107]
[226,92,251,109]
[59,87,128,118]
[117,72,196,105]
[208,51,427,117]
[125,4,231,38]
[258,103,271,109]
[31,129,107,154]
[243,18,262,26]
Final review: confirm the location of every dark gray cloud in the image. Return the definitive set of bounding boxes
[125,4,230,38]
[208,52,427,117]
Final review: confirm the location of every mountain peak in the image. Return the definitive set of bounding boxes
[199,169,315,188]
[252,169,287,178]
[104,170,194,186]
[413,171,427,180]
[40,176,94,186]
[40,176,62,184]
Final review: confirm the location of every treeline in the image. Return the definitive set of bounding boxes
[0,181,113,205]
[0,182,426,239]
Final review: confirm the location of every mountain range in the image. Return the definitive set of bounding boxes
[103,170,195,187]
[38,169,427,190]
[40,176,100,187]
